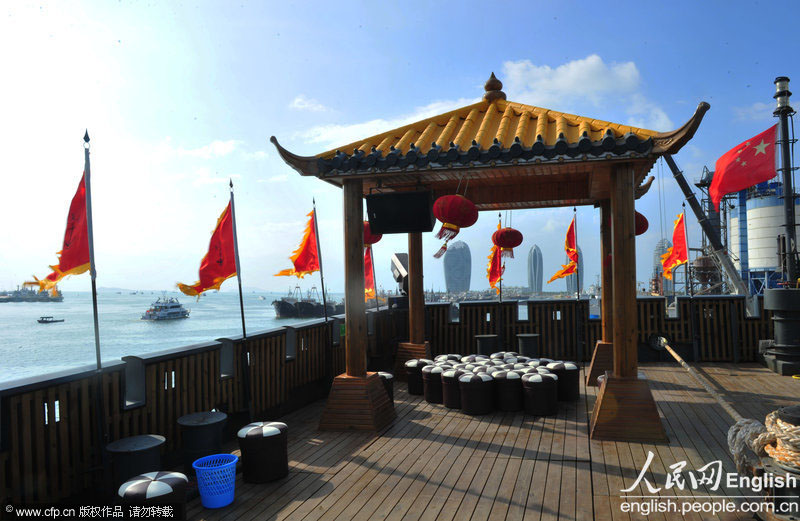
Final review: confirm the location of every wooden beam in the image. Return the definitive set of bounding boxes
[600,200,613,342]
[343,179,366,377]
[408,232,425,345]
[587,199,614,387]
[610,164,637,377]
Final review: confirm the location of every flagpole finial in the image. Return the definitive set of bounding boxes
[84,130,90,143]
[229,178,233,189]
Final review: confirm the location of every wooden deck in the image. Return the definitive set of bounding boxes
[188,363,799,521]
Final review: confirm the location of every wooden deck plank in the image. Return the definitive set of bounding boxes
[187,363,788,521]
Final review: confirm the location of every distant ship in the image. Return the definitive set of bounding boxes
[141,297,190,320]
[37,316,64,324]
[273,286,343,318]
[0,286,63,303]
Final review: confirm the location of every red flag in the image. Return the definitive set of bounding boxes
[275,209,320,278]
[487,221,504,294]
[364,246,375,300]
[178,202,237,296]
[661,213,688,280]
[30,173,91,292]
[710,125,777,210]
[548,217,578,284]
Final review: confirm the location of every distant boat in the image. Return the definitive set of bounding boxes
[37,316,64,324]
[0,286,63,303]
[273,286,339,318]
[141,297,190,321]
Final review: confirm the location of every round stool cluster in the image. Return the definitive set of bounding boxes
[236,421,289,483]
[403,352,580,416]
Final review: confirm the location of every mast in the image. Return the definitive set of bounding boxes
[313,199,329,321]
[229,180,246,339]
[83,131,102,370]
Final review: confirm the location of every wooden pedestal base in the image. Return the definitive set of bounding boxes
[319,373,396,431]
[586,341,613,386]
[394,342,430,380]
[590,372,667,442]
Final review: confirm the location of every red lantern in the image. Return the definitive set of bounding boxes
[364,221,382,246]
[433,195,478,240]
[605,210,649,236]
[492,227,523,258]
[635,211,649,236]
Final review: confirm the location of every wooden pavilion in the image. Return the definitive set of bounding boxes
[272,73,709,442]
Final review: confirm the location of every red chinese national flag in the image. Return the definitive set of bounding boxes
[364,246,376,300]
[31,173,91,292]
[710,125,777,210]
[178,202,237,296]
[661,213,688,280]
[274,209,320,278]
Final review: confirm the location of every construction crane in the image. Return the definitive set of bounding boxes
[663,155,753,309]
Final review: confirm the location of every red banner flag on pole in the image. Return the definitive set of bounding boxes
[275,209,320,278]
[661,213,688,280]
[178,202,237,296]
[364,246,375,300]
[709,125,777,210]
[30,173,91,292]
[548,216,578,283]
[487,221,504,294]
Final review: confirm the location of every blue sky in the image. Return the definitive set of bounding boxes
[1,1,796,294]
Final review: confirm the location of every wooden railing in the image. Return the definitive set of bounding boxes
[425,296,772,363]
[0,307,408,504]
[0,296,770,503]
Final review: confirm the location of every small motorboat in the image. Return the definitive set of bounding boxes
[38,316,64,324]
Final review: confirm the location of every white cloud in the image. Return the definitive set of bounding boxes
[258,174,289,183]
[178,139,241,159]
[503,55,672,131]
[502,54,640,107]
[626,94,673,131]
[243,150,268,160]
[289,95,329,112]
[298,98,476,149]
[733,102,773,122]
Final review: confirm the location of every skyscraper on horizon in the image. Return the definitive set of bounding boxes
[443,240,471,293]
[527,245,543,294]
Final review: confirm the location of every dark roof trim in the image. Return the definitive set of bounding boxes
[652,102,710,154]
[273,134,654,178]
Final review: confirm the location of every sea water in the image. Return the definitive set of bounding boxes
[0,291,328,383]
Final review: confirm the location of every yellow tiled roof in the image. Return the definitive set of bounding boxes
[318,96,659,160]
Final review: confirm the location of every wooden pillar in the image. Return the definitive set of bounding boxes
[587,199,614,386]
[408,232,425,345]
[394,232,430,374]
[610,165,637,377]
[600,200,613,343]
[343,179,366,377]
[319,179,395,430]
[590,163,665,442]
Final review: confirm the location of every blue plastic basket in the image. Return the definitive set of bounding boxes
[192,453,238,508]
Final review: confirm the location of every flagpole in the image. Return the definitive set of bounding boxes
[312,198,330,322]
[229,180,246,339]
[683,204,694,297]
[573,207,579,301]
[83,131,102,371]
[371,246,380,312]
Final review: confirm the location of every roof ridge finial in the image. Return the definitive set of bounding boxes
[484,72,506,102]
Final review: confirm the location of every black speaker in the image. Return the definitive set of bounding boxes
[366,191,435,234]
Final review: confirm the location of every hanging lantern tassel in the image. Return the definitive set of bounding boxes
[436,223,460,241]
[433,241,449,258]
[492,227,523,261]
[433,195,478,243]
